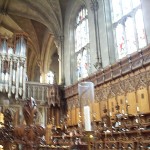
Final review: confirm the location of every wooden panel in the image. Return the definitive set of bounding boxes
[137,88,150,113]
[126,92,137,115]
[75,108,80,125]
[100,100,107,117]
[14,109,19,126]
[45,124,52,144]
[0,113,4,126]
[89,103,93,121]
[67,110,71,126]
[108,97,116,117]
[92,102,101,121]
[71,107,76,125]
[55,108,60,126]
[117,95,126,114]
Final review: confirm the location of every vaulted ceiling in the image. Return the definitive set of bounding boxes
[0,0,68,81]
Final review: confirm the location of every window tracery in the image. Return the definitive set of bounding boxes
[75,6,90,80]
[111,0,147,59]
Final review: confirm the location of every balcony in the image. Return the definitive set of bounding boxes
[26,81,61,106]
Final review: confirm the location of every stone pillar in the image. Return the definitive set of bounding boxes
[90,0,102,70]
[54,36,64,85]
[58,55,61,84]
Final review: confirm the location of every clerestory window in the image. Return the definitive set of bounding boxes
[74,6,90,80]
[110,0,147,59]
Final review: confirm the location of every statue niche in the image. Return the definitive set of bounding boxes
[14,97,45,150]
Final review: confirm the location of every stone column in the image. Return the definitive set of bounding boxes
[90,0,102,70]
[54,36,64,85]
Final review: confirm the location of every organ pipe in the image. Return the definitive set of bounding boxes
[0,33,27,99]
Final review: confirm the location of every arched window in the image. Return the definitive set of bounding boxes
[47,71,54,84]
[111,0,147,59]
[75,6,90,80]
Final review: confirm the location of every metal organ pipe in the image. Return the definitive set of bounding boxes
[8,58,13,98]
[0,33,27,99]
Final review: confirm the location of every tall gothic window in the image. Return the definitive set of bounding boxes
[75,6,90,80]
[47,71,54,84]
[111,0,147,59]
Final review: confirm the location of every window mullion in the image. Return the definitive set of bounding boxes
[111,0,147,59]
[120,0,124,18]
[122,22,128,56]
[132,12,139,50]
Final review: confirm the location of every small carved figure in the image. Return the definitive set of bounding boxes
[23,97,37,125]
[14,97,45,150]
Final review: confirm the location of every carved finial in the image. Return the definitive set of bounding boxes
[23,97,37,125]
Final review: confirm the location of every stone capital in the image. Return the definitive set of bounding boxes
[54,35,64,49]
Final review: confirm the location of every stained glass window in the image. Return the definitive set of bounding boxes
[75,6,90,80]
[111,0,147,59]
[135,9,146,48]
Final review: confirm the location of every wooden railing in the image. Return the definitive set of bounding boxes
[26,82,61,106]
[26,82,48,101]
[63,44,149,150]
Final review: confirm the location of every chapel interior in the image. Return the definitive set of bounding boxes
[0,0,150,149]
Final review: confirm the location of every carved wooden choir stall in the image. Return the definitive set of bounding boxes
[0,97,45,150]
[64,45,150,150]
[0,33,150,150]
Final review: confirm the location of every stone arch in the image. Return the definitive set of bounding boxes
[64,0,90,85]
